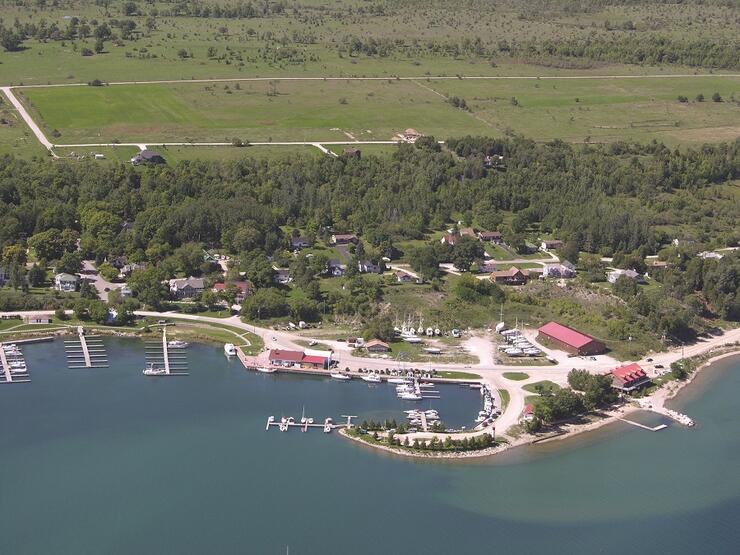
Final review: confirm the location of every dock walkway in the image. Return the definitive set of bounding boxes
[0,342,30,384]
[65,327,108,368]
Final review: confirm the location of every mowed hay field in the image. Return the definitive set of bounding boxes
[20,80,491,144]
[429,76,740,145]
[20,75,740,147]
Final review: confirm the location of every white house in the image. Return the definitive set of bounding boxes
[54,273,79,292]
[607,269,643,284]
[542,260,576,279]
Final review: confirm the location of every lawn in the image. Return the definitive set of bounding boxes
[502,372,530,380]
[436,370,482,380]
[20,79,491,144]
[522,380,561,394]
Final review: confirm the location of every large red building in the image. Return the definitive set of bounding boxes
[610,363,651,392]
[537,321,606,356]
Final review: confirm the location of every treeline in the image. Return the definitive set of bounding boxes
[338,34,740,70]
[508,36,740,70]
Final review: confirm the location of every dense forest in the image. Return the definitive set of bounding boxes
[0,137,738,339]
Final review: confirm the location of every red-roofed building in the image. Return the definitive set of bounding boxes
[301,355,328,369]
[267,349,329,369]
[212,281,253,303]
[537,322,606,356]
[520,403,535,422]
[366,339,391,353]
[268,350,304,366]
[611,363,651,392]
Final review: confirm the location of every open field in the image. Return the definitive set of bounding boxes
[14,73,738,150]
[428,76,740,145]
[19,80,491,144]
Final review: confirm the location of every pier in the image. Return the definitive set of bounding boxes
[616,417,668,432]
[143,328,189,376]
[0,342,31,384]
[266,414,355,433]
[65,327,108,368]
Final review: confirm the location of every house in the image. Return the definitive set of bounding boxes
[331,233,358,245]
[698,251,723,260]
[477,261,497,274]
[120,285,133,298]
[477,231,503,244]
[24,315,51,324]
[610,363,651,392]
[520,404,535,423]
[395,270,414,283]
[365,339,391,353]
[274,269,292,285]
[607,269,644,284]
[54,273,79,292]
[490,266,529,285]
[130,149,166,166]
[212,281,253,304]
[343,147,361,159]
[540,239,563,252]
[168,277,205,299]
[537,321,606,356]
[440,233,458,246]
[542,260,576,279]
[119,262,145,278]
[358,260,382,274]
[459,227,476,239]
[290,236,312,250]
[327,260,346,277]
[402,128,422,143]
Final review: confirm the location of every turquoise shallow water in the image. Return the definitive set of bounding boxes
[1,338,740,554]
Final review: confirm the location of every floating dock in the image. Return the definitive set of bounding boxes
[65,327,108,368]
[143,328,189,376]
[265,414,355,433]
[0,342,31,384]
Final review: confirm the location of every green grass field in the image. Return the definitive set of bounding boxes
[429,76,740,145]
[19,74,738,148]
[20,80,491,144]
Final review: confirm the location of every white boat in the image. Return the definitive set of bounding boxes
[388,377,410,384]
[224,343,237,356]
[399,392,422,401]
[403,336,423,344]
[167,340,189,349]
[142,362,167,376]
[362,374,382,383]
[257,366,276,373]
[10,367,27,374]
[330,372,351,380]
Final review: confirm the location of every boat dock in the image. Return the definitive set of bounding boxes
[65,327,108,368]
[265,414,355,433]
[143,328,189,376]
[0,342,30,384]
[616,417,668,432]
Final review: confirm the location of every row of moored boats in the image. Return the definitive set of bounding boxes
[2,344,27,374]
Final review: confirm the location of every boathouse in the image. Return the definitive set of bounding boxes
[537,321,606,356]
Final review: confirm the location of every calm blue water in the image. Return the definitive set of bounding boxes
[1,338,740,554]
